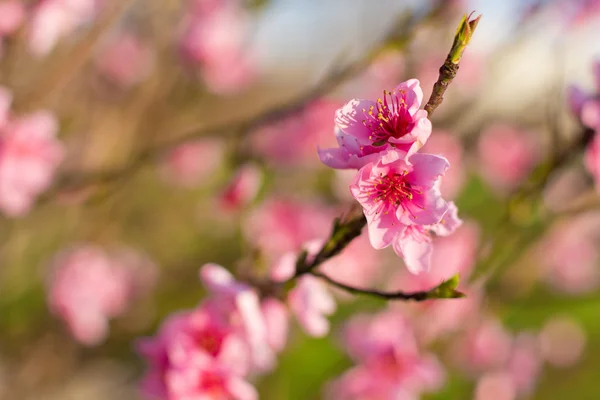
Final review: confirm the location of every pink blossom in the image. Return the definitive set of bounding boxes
[327,310,445,400]
[244,197,333,260]
[219,163,262,211]
[319,79,432,169]
[0,86,11,127]
[160,139,224,188]
[585,131,600,190]
[474,372,517,400]
[179,0,255,94]
[48,245,155,345]
[507,333,542,396]
[421,130,466,199]
[349,149,450,272]
[251,100,340,167]
[477,124,539,191]
[28,0,99,56]
[0,110,64,216]
[567,61,600,125]
[0,1,25,36]
[452,317,513,374]
[538,315,586,368]
[261,298,289,352]
[95,32,154,88]
[537,213,600,294]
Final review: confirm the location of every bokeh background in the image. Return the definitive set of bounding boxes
[1,0,600,399]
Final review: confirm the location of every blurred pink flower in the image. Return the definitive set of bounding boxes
[28,0,99,56]
[219,163,262,211]
[0,0,25,36]
[319,79,432,169]
[508,333,542,396]
[244,197,333,260]
[421,130,466,199]
[538,315,586,368]
[95,32,154,88]
[452,317,513,374]
[349,149,450,272]
[567,60,600,125]
[48,245,155,346]
[251,99,340,167]
[327,310,445,400]
[477,124,539,191]
[160,139,224,188]
[261,298,289,352]
[179,0,255,94]
[537,213,600,294]
[0,86,11,126]
[474,372,517,400]
[0,110,64,216]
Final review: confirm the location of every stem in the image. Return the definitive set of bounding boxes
[310,271,429,301]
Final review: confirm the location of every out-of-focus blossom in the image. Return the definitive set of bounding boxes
[585,131,600,190]
[28,0,99,56]
[538,315,587,368]
[543,167,589,212]
[137,263,280,400]
[244,197,333,260]
[179,0,255,94]
[48,245,156,346]
[95,32,155,88]
[160,139,224,188]
[0,109,64,216]
[0,86,11,126]
[452,317,513,374]
[326,310,445,400]
[508,333,542,396]
[0,1,25,36]
[219,163,262,211]
[474,372,517,400]
[537,213,600,294]
[350,149,451,273]
[270,245,336,337]
[567,60,600,126]
[251,99,340,167]
[422,130,466,199]
[319,79,432,170]
[477,124,539,191]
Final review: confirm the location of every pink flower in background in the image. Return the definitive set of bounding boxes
[261,298,289,352]
[0,1,25,36]
[567,60,600,126]
[585,131,600,190]
[252,100,340,167]
[319,79,432,169]
[244,197,333,260]
[219,163,262,211]
[421,130,466,199]
[538,315,587,368]
[179,0,255,94]
[0,110,64,216]
[537,213,600,294]
[452,317,513,374]
[327,310,445,400]
[161,139,224,188]
[478,124,539,191]
[508,333,542,396]
[350,149,450,272]
[28,0,99,56]
[474,372,517,400]
[95,32,155,88]
[0,86,11,126]
[48,245,155,346]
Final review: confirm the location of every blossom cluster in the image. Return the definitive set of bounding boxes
[319,79,461,273]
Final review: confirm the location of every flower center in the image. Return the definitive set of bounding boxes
[368,172,414,206]
[362,89,415,144]
[195,327,225,357]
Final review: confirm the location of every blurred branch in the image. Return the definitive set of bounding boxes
[46,5,445,198]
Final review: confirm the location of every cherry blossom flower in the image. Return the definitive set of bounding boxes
[319,79,432,169]
[28,0,99,56]
[95,32,155,88]
[0,1,25,37]
[160,139,224,188]
[538,315,587,368]
[0,109,64,216]
[567,60,600,127]
[349,149,451,272]
[508,333,542,396]
[219,163,263,211]
[47,245,156,346]
[477,124,539,192]
[474,372,517,400]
